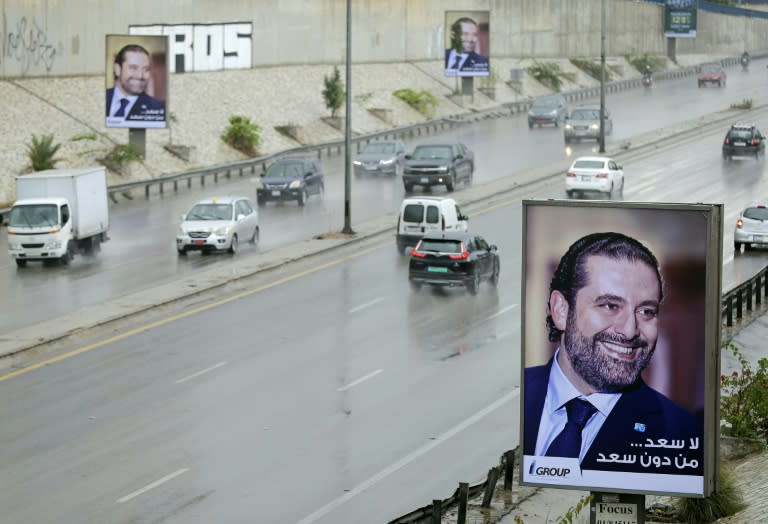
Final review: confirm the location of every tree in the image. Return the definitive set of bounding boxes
[322,65,345,118]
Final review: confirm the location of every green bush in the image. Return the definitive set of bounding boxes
[720,342,768,441]
[674,464,745,523]
[26,133,62,171]
[526,61,575,92]
[322,65,345,118]
[221,115,262,156]
[570,58,614,82]
[393,88,438,117]
[102,143,142,173]
[624,52,666,74]
[730,98,753,110]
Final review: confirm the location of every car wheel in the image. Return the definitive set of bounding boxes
[251,226,260,245]
[528,121,533,129]
[446,173,456,192]
[404,182,413,192]
[698,81,702,88]
[745,242,753,252]
[607,182,614,197]
[228,235,238,254]
[466,272,480,296]
[490,261,500,287]
[734,241,742,254]
[15,259,27,268]
[59,245,73,266]
[564,136,571,144]
[298,188,308,206]
[177,248,187,256]
[409,280,422,292]
[257,196,266,207]
[566,190,575,198]
[395,163,403,177]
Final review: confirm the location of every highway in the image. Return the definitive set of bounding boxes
[2,61,768,523]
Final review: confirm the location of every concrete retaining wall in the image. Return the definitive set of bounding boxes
[1,0,765,78]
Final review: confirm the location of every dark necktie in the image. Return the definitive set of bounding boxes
[114,98,129,117]
[452,55,462,69]
[545,398,597,458]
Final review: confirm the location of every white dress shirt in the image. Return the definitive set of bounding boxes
[534,348,622,462]
[108,86,138,121]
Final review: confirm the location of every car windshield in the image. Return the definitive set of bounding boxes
[185,203,233,221]
[728,130,752,140]
[570,110,600,120]
[744,207,768,221]
[417,239,463,253]
[265,162,304,178]
[9,204,58,228]
[412,146,452,160]
[701,64,721,73]
[573,160,606,169]
[363,143,395,154]
[533,98,558,109]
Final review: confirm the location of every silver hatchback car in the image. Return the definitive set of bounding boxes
[564,106,613,143]
[176,196,260,256]
[734,202,768,254]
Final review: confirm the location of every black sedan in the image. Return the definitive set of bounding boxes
[408,231,499,295]
[402,143,474,193]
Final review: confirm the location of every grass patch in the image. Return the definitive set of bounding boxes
[393,88,438,117]
[526,61,575,92]
[570,58,614,82]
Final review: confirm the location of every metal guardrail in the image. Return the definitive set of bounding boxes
[723,264,768,328]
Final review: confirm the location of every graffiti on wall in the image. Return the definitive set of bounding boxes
[1,13,57,74]
[130,22,252,73]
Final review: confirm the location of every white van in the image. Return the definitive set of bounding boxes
[396,196,468,254]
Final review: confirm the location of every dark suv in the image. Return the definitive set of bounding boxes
[722,124,765,161]
[408,231,499,295]
[402,143,474,193]
[256,157,324,206]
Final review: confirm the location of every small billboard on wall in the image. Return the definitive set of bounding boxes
[105,35,169,129]
[664,0,697,38]
[519,199,722,498]
[444,11,490,78]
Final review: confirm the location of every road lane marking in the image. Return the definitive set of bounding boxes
[336,369,383,392]
[295,389,520,524]
[482,304,518,322]
[175,361,228,384]
[0,241,391,383]
[348,297,385,314]
[116,468,189,503]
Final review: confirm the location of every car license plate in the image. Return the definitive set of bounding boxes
[194,240,204,246]
[537,119,547,124]
[580,175,591,181]
[427,266,448,273]
[271,190,281,196]
[420,177,429,183]
[735,142,746,147]
[753,235,766,242]
[366,165,377,170]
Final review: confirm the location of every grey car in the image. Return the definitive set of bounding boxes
[734,201,768,253]
[353,140,406,177]
[564,106,613,143]
[528,94,568,128]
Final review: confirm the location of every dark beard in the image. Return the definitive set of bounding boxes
[563,311,655,393]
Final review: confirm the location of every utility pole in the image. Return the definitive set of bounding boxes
[599,0,606,153]
[342,0,355,234]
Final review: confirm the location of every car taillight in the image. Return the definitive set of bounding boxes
[411,247,427,258]
[736,218,744,229]
[752,139,759,146]
[566,171,576,178]
[448,242,469,260]
[596,172,608,179]
[724,138,730,145]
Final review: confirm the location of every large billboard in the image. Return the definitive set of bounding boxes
[105,34,168,129]
[520,200,721,498]
[664,0,697,38]
[444,11,490,78]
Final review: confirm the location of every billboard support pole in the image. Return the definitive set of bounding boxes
[129,128,146,159]
[599,0,606,154]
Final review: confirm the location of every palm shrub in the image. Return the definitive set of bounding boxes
[221,115,262,156]
[674,464,745,523]
[26,133,62,171]
[720,342,768,441]
[526,61,575,92]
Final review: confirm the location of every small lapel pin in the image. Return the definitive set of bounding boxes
[634,422,646,432]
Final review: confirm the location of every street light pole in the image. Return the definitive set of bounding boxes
[342,0,355,234]
[599,0,606,153]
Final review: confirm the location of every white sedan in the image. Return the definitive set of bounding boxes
[565,156,624,197]
[176,196,260,255]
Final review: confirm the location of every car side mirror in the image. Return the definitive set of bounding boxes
[617,164,623,170]
[459,214,468,221]
[490,244,498,251]
[237,214,245,221]
[305,172,313,178]
[455,154,464,160]
[260,172,265,178]
[405,154,412,160]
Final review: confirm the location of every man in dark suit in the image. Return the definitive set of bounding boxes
[106,44,165,126]
[444,17,489,76]
[523,232,703,476]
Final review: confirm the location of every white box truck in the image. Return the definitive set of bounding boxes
[6,167,110,267]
